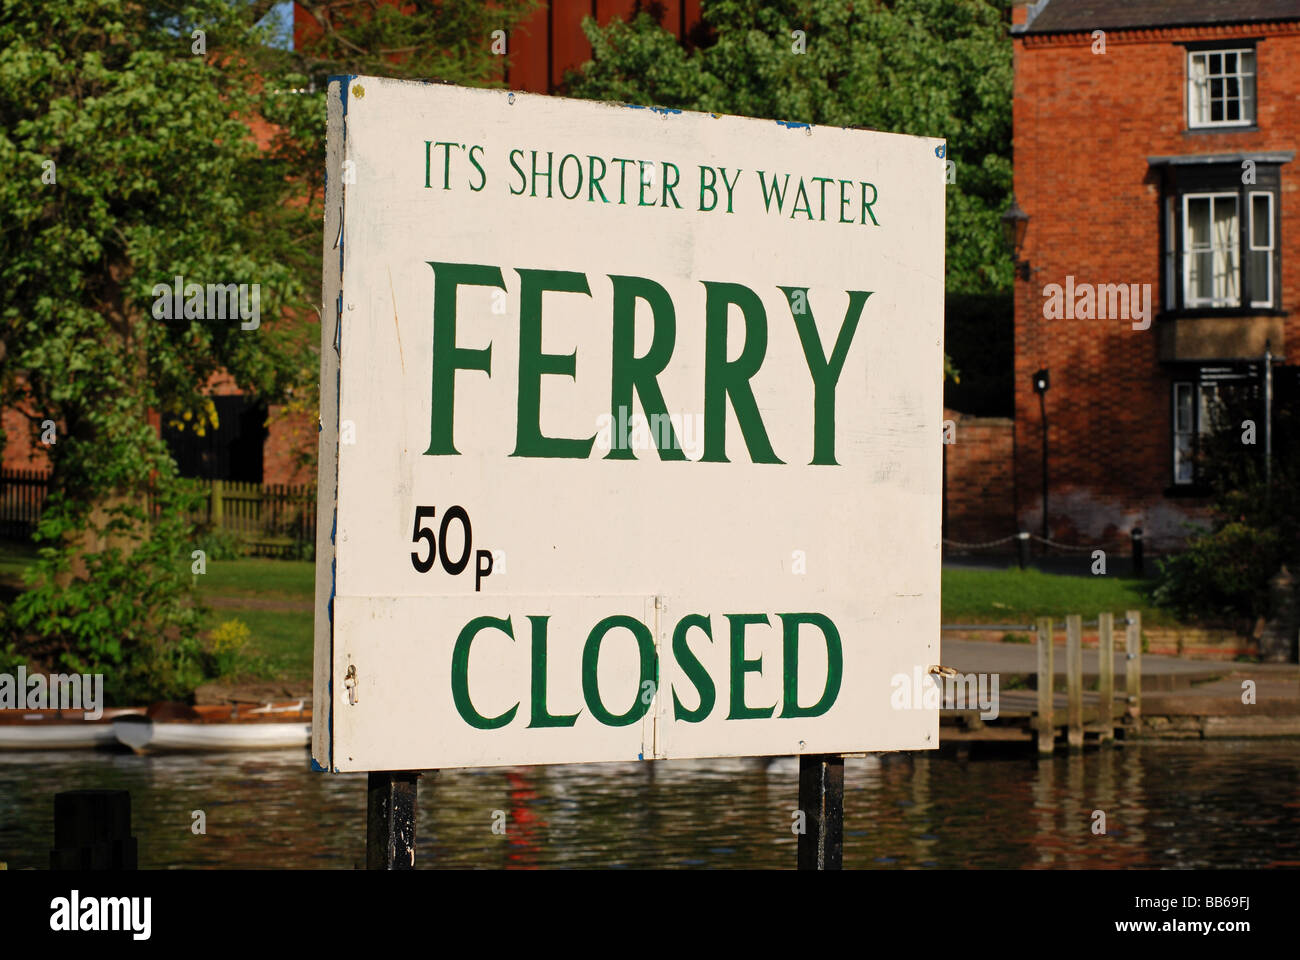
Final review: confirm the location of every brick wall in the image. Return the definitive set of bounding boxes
[943,408,1017,545]
[263,404,316,486]
[1,405,50,472]
[1012,20,1300,547]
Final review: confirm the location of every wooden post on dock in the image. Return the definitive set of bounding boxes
[1125,610,1142,726]
[1098,612,1115,743]
[1066,614,1083,751]
[1036,617,1054,756]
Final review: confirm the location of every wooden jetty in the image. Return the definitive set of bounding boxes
[940,610,1300,754]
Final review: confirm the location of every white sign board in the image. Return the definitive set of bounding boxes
[314,75,944,772]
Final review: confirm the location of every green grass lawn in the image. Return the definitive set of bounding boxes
[209,607,314,679]
[941,565,1180,627]
[195,559,314,681]
[195,557,314,600]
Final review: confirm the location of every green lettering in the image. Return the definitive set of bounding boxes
[451,616,519,729]
[727,613,775,720]
[607,275,684,460]
[701,282,782,464]
[582,615,657,727]
[779,286,871,465]
[527,616,580,727]
[778,613,843,718]
[424,262,504,456]
[671,614,715,722]
[511,268,595,459]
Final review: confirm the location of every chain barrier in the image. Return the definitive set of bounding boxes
[940,534,1019,550]
[943,533,1169,553]
[1027,534,1129,553]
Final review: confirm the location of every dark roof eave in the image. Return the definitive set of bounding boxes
[1020,17,1300,36]
[1147,151,1295,166]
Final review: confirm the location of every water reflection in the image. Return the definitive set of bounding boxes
[0,741,1296,869]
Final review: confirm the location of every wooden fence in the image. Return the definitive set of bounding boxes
[0,470,316,557]
[0,469,50,540]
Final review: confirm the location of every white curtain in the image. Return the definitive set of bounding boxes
[1212,198,1238,305]
[1189,55,1208,124]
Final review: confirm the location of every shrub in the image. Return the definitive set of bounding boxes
[202,618,269,680]
[1154,522,1283,622]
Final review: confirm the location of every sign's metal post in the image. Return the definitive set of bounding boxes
[366,771,421,870]
[797,754,844,870]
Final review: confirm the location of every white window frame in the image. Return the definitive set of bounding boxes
[1248,191,1274,308]
[1164,197,1175,310]
[1187,48,1256,129]
[1182,192,1240,308]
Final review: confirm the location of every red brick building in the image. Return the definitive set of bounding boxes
[1010,0,1300,547]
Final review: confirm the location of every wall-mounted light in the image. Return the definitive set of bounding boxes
[1001,196,1031,281]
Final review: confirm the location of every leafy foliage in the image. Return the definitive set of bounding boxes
[0,0,536,701]
[565,0,1015,295]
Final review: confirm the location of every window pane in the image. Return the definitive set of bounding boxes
[1191,251,1212,300]
[1209,53,1222,73]
[1175,435,1194,484]
[1251,194,1271,248]
[1187,198,1210,245]
[1249,251,1270,306]
[1175,384,1193,432]
[1224,52,1237,72]
[1241,50,1255,74]
[1242,74,1256,122]
[1199,384,1221,435]
[1213,197,1239,304]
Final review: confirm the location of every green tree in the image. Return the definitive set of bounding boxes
[0,0,535,701]
[564,0,1015,295]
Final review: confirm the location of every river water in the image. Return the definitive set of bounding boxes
[1,740,1297,869]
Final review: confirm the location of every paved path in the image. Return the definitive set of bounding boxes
[941,637,1225,680]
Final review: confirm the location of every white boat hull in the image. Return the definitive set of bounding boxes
[0,723,119,750]
[113,719,310,753]
[0,708,146,750]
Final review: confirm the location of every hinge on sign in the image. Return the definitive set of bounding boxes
[344,664,358,705]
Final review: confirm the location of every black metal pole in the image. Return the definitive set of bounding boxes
[797,754,844,870]
[1264,341,1273,494]
[1039,391,1049,543]
[1131,526,1144,577]
[366,771,421,870]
